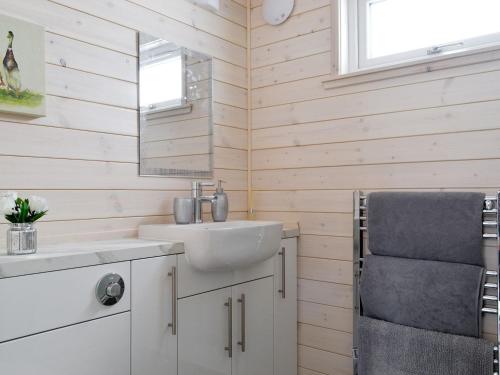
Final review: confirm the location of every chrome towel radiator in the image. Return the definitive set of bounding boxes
[352,191,500,375]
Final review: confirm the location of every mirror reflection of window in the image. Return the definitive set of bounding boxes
[139,52,183,110]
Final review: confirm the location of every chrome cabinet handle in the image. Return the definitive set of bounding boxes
[278,247,286,299]
[167,267,177,335]
[224,297,233,358]
[237,294,246,352]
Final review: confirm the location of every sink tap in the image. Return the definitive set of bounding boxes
[192,181,215,223]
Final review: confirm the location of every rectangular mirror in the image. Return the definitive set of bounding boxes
[138,32,213,178]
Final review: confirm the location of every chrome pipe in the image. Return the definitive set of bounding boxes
[487,271,499,277]
[360,195,497,200]
[359,195,496,201]
[483,221,498,227]
[352,191,364,375]
[483,233,498,239]
[495,191,499,361]
[483,295,498,301]
[485,283,498,289]
[482,307,498,314]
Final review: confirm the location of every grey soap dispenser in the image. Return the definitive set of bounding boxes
[212,180,228,222]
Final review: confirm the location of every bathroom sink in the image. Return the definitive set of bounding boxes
[139,221,283,271]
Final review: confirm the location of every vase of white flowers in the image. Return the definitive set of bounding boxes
[0,192,49,255]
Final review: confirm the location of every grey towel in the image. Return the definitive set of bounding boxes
[367,192,485,266]
[360,255,484,337]
[358,316,494,375]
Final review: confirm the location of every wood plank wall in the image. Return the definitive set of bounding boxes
[0,0,249,245]
[249,0,500,374]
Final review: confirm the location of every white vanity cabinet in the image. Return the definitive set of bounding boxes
[274,237,298,375]
[131,255,178,375]
[232,277,275,375]
[178,286,233,375]
[0,262,131,375]
[0,235,297,375]
[0,313,131,375]
[178,277,275,375]
[177,237,297,375]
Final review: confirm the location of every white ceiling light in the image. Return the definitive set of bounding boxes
[189,0,220,12]
[262,0,295,26]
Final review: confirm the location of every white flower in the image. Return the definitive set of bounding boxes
[1,191,18,201]
[29,196,49,213]
[0,197,16,215]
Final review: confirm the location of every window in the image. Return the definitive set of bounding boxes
[343,0,500,72]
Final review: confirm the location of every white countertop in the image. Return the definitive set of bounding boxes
[282,223,300,239]
[0,239,183,279]
[0,223,299,280]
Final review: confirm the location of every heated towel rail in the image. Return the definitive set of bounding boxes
[352,191,500,375]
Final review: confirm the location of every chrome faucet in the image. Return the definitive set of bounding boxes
[192,181,215,223]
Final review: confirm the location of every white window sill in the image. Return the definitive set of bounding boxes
[322,44,500,91]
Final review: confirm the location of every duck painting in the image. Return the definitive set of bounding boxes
[3,31,21,96]
[0,13,46,117]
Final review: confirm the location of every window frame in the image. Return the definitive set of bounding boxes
[334,0,500,75]
[357,0,500,70]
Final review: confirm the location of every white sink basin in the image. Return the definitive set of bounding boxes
[139,221,283,271]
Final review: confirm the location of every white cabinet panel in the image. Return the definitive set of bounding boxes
[0,312,130,375]
[132,255,177,375]
[0,262,130,342]
[178,287,232,375]
[232,277,274,375]
[177,255,274,298]
[275,238,298,375]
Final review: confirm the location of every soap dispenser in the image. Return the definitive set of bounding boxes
[211,180,228,222]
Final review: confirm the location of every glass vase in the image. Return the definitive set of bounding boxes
[7,223,37,255]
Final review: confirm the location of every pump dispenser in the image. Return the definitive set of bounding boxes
[211,180,228,222]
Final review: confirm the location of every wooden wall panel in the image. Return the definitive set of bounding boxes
[251,6,330,48]
[0,0,248,245]
[50,0,247,66]
[46,32,137,82]
[252,101,500,149]
[250,2,500,373]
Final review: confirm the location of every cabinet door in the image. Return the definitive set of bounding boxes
[178,287,232,375]
[0,261,130,343]
[232,277,275,375]
[0,313,130,375]
[274,238,298,375]
[132,256,177,375]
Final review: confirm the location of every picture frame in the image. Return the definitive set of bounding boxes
[0,13,45,117]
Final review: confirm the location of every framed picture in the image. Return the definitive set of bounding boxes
[0,13,45,117]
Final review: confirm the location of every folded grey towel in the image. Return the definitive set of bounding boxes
[360,255,484,337]
[358,316,494,375]
[367,192,485,266]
